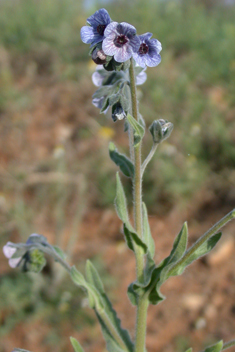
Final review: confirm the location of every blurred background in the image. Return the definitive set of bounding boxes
[0,0,235,351]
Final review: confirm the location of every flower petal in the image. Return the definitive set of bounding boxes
[102,37,117,56]
[114,46,132,63]
[92,71,104,87]
[3,242,16,258]
[9,257,22,268]
[136,70,147,85]
[104,22,118,38]
[80,26,94,44]
[145,53,161,67]
[87,8,111,27]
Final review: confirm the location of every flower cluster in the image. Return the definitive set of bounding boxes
[81,8,162,121]
[81,8,162,68]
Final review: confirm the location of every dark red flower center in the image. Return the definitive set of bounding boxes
[139,43,149,55]
[114,34,128,48]
[97,24,106,36]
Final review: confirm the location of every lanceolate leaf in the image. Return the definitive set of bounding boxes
[168,232,222,277]
[205,341,223,352]
[70,337,85,352]
[184,348,193,352]
[142,203,155,258]
[86,260,105,293]
[126,113,145,147]
[109,142,134,178]
[85,260,134,352]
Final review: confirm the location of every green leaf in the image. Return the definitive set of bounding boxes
[109,143,134,178]
[126,113,145,147]
[167,222,188,266]
[96,315,129,352]
[184,348,193,352]
[127,223,188,305]
[70,337,85,352]
[123,224,147,254]
[85,261,134,352]
[205,340,223,352]
[142,203,155,258]
[115,173,129,224]
[70,266,103,310]
[86,260,105,294]
[168,232,222,277]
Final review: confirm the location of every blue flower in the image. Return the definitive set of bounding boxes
[102,22,140,63]
[133,33,162,68]
[80,8,111,46]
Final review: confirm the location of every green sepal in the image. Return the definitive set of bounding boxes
[109,94,120,106]
[100,96,110,113]
[92,86,112,99]
[123,224,147,254]
[70,337,85,352]
[126,113,145,147]
[142,203,155,258]
[120,84,131,112]
[205,340,223,352]
[168,232,222,277]
[85,260,134,352]
[109,142,134,178]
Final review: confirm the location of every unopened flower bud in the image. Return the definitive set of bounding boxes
[149,119,173,144]
[112,102,126,122]
[92,47,107,65]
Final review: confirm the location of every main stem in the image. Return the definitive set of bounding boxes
[129,57,149,352]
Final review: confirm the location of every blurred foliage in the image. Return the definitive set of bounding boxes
[0,0,234,212]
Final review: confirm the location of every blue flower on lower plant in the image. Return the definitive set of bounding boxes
[133,32,162,68]
[80,8,111,46]
[102,22,140,63]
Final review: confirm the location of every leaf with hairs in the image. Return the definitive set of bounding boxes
[109,143,134,178]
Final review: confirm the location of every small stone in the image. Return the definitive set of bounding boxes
[204,304,217,320]
[182,294,205,311]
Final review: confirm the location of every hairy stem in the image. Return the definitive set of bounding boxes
[141,143,158,177]
[129,57,148,352]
